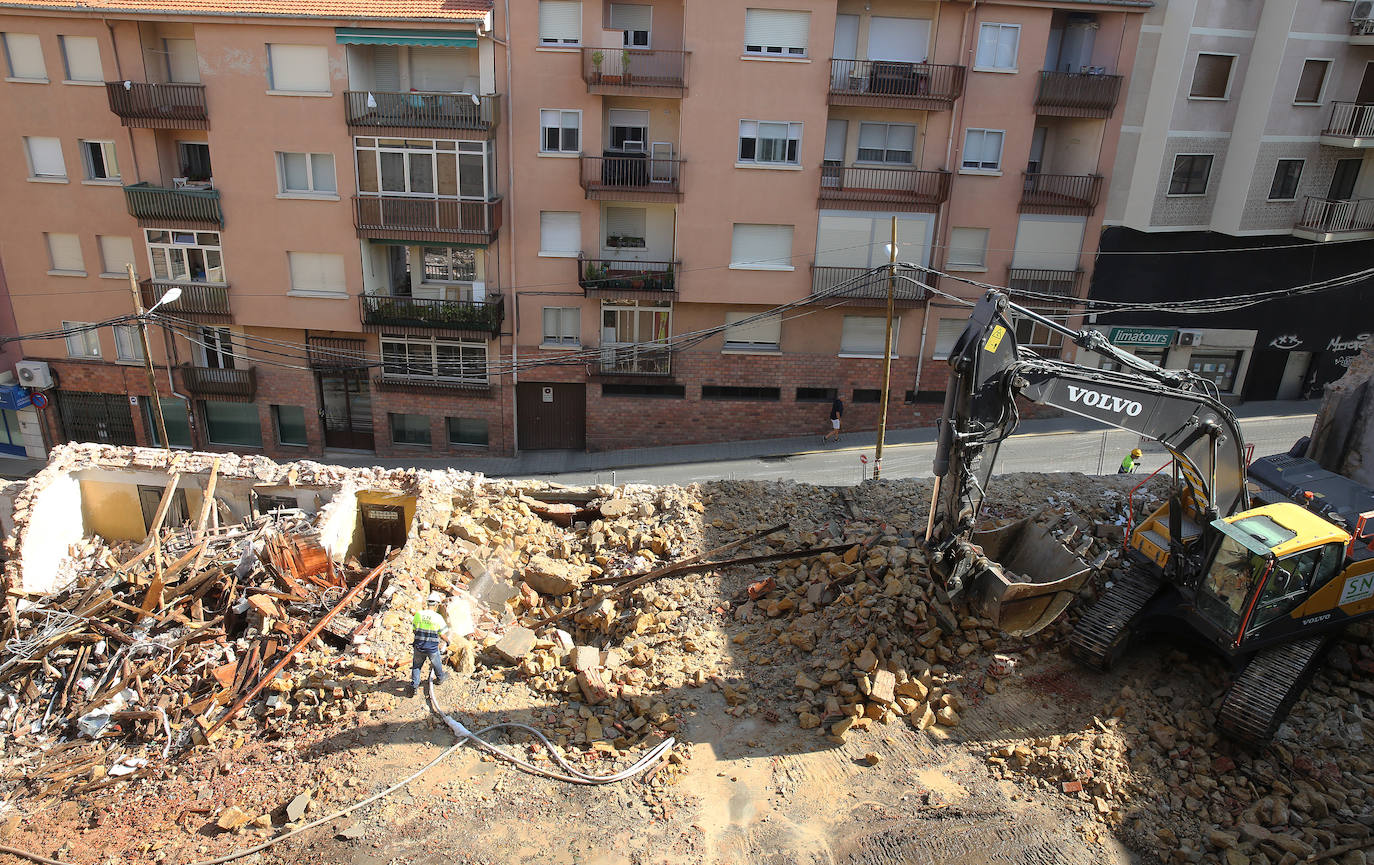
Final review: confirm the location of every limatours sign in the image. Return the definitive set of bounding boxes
[1109,327,1176,348]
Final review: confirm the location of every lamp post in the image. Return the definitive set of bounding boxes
[873,217,897,480]
[127,263,181,450]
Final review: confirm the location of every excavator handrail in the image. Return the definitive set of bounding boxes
[1123,458,1174,552]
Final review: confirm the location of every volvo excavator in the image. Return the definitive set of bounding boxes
[924,289,1374,747]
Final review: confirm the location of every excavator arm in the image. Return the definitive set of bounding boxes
[925,290,1249,635]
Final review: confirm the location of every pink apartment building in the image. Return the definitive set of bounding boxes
[0,0,1145,459]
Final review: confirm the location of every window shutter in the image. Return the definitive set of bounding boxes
[540,211,581,255]
[605,206,646,239]
[165,37,200,83]
[47,233,83,271]
[608,108,648,129]
[288,252,345,294]
[743,9,811,52]
[26,137,64,177]
[867,17,928,62]
[539,0,582,43]
[1011,215,1085,271]
[730,224,794,268]
[4,33,45,79]
[824,119,847,162]
[815,213,873,268]
[948,227,989,267]
[724,311,781,347]
[610,4,652,33]
[410,46,465,91]
[933,318,965,359]
[60,35,102,81]
[560,307,579,338]
[269,44,330,92]
[840,316,894,355]
[857,123,886,156]
[372,45,401,90]
[98,235,135,274]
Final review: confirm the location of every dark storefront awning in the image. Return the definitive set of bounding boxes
[335,28,478,48]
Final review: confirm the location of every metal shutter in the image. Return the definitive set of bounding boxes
[610,4,652,33]
[1011,215,1086,271]
[372,45,401,91]
[540,212,581,255]
[539,1,582,43]
[26,137,65,177]
[867,17,929,62]
[743,9,810,52]
[4,33,45,79]
[948,227,989,267]
[410,46,465,92]
[840,315,895,354]
[46,233,84,271]
[269,44,329,92]
[730,224,793,268]
[60,36,102,81]
[724,311,781,346]
[98,235,135,274]
[604,206,646,240]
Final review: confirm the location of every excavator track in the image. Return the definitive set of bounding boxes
[1217,635,1330,749]
[1067,558,1162,671]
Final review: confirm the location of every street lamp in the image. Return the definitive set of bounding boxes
[148,286,182,312]
[873,220,898,480]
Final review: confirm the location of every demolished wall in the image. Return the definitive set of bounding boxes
[1309,338,1374,486]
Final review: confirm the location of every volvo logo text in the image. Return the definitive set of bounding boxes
[1066,386,1143,417]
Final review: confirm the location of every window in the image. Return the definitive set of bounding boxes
[723,311,782,351]
[539,211,581,257]
[113,325,144,362]
[80,140,118,181]
[961,129,1004,171]
[381,336,488,384]
[1012,315,1064,357]
[975,23,1019,70]
[164,38,199,83]
[272,405,308,446]
[540,109,580,153]
[602,383,685,398]
[275,151,335,195]
[267,43,330,93]
[539,0,582,45]
[1189,53,1234,99]
[3,33,46,80]
[46,233,84,274]
[24,136,65,179]
[98,235,135,276]
[1189,352,1241,392]
[743,8,810,56]
[610,3,651,47]
[177,141,212,182]
[608,109,649,152]
[390,413,432,446]
[1168,154,1213,196]
[604,206,647,249]
[1268,159,1303,201]
[59,35,101,82]
[601,299,670,346]
[853,388,881,403]
[730,224,794,270]
[197,327,236,370]
[796,387,837,402]
[423,247,476,283]
[857,123,915,164]
[702,385,781,400]
[146,397,192,448]
[204,401,263,447]
[447,417,489,447]
[63,321,100,358]
[947,227,989,269]
[543,307,581,346]
[145,229,224,282]
[1294,59,1330,105]
[354,137,493,201]
[840,315,898,357]
[287,252,346,296]
[932,318,966,360]
[738,120,802,165]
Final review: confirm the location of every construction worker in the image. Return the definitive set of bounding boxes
[1118,448,1143,474]
[408,599,450,698]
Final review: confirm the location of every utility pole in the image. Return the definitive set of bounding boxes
[128,263,170,450]
[873,216,897,480]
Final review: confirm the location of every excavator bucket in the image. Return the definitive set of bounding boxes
[962,519,1092,637]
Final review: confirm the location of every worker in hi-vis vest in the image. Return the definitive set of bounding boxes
[409,600,451,698]
[1118,448,1143,474]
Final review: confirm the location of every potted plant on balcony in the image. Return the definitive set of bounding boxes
[583,261,608,285]
[591,50,605,83]
[601,50,624,85]
[621,49,632,84]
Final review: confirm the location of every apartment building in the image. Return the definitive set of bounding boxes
[0,0,509,460]
[1090,0,1374,401]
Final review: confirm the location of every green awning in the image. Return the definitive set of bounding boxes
[335,27,477,48]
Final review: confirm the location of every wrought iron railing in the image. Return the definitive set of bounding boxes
[352,196,502,239]
[344,91,499,133]
[577,257,677,294]
[180,365,256,400]
[827,59,965,108]
[306,336,368,370]
[581,48,689,94]
[359,294,503,335]
[1295,196,1374,235]
[1323,102,1374,140]
[105,82,208,128]
[598,343,672,376]
[809,265,931,304]
[818,165,950,208]
[1019,172,1103,214]
[1034,71,1123,117]
[580,155,684,198]
[140,279,230,319]
[123,182,223,227]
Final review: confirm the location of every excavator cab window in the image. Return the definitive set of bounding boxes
[1251,543,1344,629]
[1197,533,1270,634]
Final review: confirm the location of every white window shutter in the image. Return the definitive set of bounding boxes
[289,252,345,294]
[604,206,646,239]
[5,33,46,79]
[824,119,847,162]
[98,235,135,274]
[1011,215,1086,271]
[165,37,200,83]
[26,137,65,177]
[410,46,465,91]
[269,44,330,92]
[841,315,894,355]
[743,9,810,52]
[372,45,401,90]
[47,233,84,271]
[948,227,989,267]
[539,0,582,43]
[540,211,581,255]
[470,280,486,302]
[858,123,886,153]
[867,17,928,62]
[610,4,652,33]
[731,224,794,268]
[933,318,965,359]
[61,36,102,81]
[724,311,781,347]
[607,108,648,129]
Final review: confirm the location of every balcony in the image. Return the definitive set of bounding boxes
[104,82,209,130]
[1006,267,1083,298]
[828,59,965,111]
[306,336,368,370]
[359,294,504,340]
[580,154,684,202]
[123,182,223,228]
[140,279,230,322]
[1019,172,1103,215]
[1034,71,1123,119]
[578,256,677,299]
[1320,102,1374,147]
[580,48,689,97]
[1293,197,1374,242]
[809,264,931,309]
[180,365,256,401]
[1352,18,1374,45]
[344,91,500,139]
[818,165,950,211]
[596,343,672,377]
[352,196,502,244]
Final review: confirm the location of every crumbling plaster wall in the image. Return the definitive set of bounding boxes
[1309,339,1374,487]
[317,482,361,563]
[18,469,82,594]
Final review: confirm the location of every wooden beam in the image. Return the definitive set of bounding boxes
[142,472,183,543]
[192,458,220,542]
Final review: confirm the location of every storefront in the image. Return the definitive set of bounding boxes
[1084,325,1257,399]
[0,383,43,459]
[1248,327,1371,401]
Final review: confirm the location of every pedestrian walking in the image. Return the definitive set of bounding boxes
[408,597,450,697]
[823,395,844,443]
[1118,447,1143,474]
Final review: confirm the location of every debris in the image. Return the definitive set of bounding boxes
[494,627,537,663]
[285,790,312,822]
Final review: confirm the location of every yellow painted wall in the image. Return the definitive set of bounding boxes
[354,490,417,559]
[78,479,205,541]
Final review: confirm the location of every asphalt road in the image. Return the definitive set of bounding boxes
[542,412,1317,488]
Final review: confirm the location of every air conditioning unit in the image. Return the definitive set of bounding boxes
[15,360,53,389]
[1352,0,1374,23]
[1177,330,1204,347]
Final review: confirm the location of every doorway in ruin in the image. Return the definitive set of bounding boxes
[359,503,406,568]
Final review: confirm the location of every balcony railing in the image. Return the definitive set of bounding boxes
[818,165,950,210]
[306,336,368,370]
[580,48,689,96]
[1034,71,1123,118]
[809,264,931,307]
[1321,102,1374,145]
[360,293,504,338]
[344,91,499,137]
[104,82,209,129]
[180,365,256,401]
[828,59,965,110]
[1294,197,1374,241]
[123,182,223,228]
[577,256,677,297]
[1019,172,1103,215]
[580,154,684,201]
[598,343,672,377]
[1007,267,1083,298]
[1351,18,1374,43]
[352,195,502,243]
[140,279,230,321]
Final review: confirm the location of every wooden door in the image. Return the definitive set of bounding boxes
[360,504,407,567]
[517,382,586,450]
[318,373,375,451]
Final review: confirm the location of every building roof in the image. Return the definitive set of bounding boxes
[0,0,490,22]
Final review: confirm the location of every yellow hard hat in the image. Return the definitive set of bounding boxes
[1131,448,1143,458]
